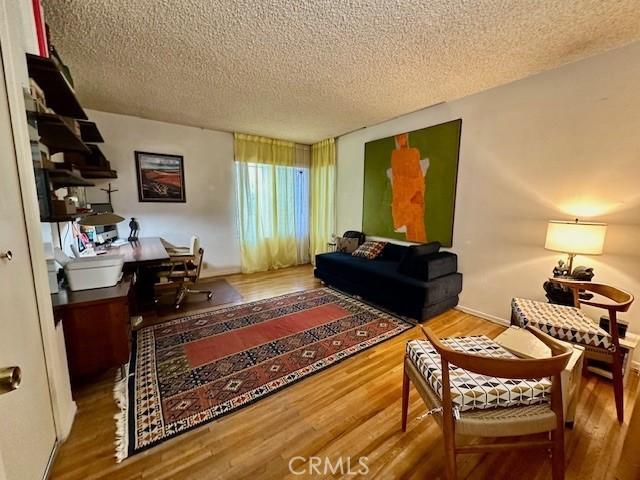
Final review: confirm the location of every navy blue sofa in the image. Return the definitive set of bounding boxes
[314,242,462,322]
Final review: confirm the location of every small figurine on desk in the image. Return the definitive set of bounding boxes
[128,217,140,242]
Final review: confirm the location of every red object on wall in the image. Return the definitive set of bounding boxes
[31,0,48,57]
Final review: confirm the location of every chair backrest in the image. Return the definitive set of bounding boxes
[421,325,572,380]
[191,247,205,279]
[549,278,634,313]
[421,325,571,426]
[189,236,200,255]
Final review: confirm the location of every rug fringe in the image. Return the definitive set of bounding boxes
[113,363,130,463]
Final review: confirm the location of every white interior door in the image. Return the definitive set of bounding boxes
[0,40,57,480]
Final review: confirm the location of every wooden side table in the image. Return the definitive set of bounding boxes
[494,326,584,425]
[586,332,639,386]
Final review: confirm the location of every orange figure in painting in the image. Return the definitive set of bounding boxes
[388,133,429,242]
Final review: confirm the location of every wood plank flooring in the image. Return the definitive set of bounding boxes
[50,265,639,479]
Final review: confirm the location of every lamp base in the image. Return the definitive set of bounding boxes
[544,262,595,305]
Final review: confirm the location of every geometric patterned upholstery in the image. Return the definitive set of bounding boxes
[406,336,551,412]
[511,297,612,350]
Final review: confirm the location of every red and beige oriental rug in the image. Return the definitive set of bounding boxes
[115,287,412,461]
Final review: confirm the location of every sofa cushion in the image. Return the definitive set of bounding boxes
[407,335,551,412]
[511,297,612,350]
[352,241,387,259]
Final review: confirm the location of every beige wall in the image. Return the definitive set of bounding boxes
[85,110,242,276]
[337,42,640,340]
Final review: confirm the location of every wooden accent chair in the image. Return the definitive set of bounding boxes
[512,280,634,422]
[402,325,572,480]
[156,247,213,309]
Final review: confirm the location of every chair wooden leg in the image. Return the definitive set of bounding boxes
[401,364,409,432]
[551,425,565,480]
[442,419,457,480]
[612,350,625,423]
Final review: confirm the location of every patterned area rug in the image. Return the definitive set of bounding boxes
[115,287,412,461]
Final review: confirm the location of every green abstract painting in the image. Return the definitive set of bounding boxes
[362,119,462,247]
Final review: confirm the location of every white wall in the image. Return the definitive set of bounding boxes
[84,110,241,276]
[337,41,640,336]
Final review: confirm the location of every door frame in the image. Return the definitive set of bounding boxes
[0,0,76,443]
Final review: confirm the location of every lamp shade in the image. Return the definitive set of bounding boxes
[544,220,607,255]
[78,212,125,227]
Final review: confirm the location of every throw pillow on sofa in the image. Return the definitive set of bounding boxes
[352,240,387,260]
[335,237,359,253]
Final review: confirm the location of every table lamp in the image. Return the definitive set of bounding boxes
[544,219,607,274]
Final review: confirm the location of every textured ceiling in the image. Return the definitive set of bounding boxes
[44,0,640,144]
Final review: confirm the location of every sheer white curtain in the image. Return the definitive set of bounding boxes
[234,134,310,273]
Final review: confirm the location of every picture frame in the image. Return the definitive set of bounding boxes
[134,151,186,203]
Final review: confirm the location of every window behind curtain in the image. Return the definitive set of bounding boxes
[237,162,309,265]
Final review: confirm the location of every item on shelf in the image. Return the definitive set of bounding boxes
[28,78,46,107]
[39,143,52,169]
[51,197,76,215]
[60,115,81,136]
[600,315,629,339]
[31,141,43,167]
[50,152,65,163]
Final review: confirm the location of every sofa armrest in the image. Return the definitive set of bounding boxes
[398,251,458,281]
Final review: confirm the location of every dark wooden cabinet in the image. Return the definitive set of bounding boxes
[52,276,132,381]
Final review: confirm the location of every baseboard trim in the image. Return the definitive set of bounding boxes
[200,267,242,278]
[455,304,510,327]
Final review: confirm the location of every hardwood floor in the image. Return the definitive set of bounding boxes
[50,265,639,479]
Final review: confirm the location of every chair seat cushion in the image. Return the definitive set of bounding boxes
[406,336,551,412]
[511,297,612,350]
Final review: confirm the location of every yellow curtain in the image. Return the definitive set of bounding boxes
[310,138,336,263]
[234,133,299,273]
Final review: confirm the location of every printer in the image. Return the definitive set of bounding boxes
[54,248,124,291]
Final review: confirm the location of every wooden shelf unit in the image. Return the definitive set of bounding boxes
[31,112,90,154]
[77,120,104,143]
[26,54,87,120]
[41,212,92,223]
[48,168,95,188]
[26,52,119,222]
[78,168,118,179]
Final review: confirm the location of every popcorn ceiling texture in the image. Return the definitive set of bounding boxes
[44,0,640,144]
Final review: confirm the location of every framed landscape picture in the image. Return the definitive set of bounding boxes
[362,119,462,246]
[135,151,186,203]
